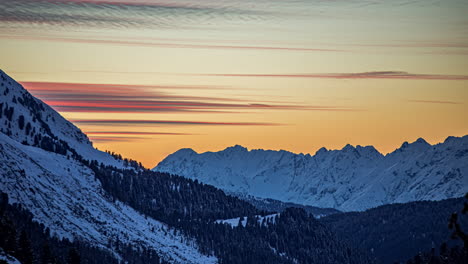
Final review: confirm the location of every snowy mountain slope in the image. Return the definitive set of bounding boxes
[0,70,122,167]
[0,132,216,263]
[154,138,468,211]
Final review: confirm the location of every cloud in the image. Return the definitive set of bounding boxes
[1,34,341,52]
[21,81,349,114]
[88,135,147,143]
[72,119,281,126]
[197,71,468,80]
[0,0,269,30]
[408,100,462,105]
[85,130,194,143]
[21,81,234,92]
[85,131,191,135]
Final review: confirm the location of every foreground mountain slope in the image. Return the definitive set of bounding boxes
[154,138,468,211]
[0,132,216,263]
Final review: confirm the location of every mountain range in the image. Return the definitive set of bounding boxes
[154,136,468,211]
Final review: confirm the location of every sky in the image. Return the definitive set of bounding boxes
[1,0,467,167]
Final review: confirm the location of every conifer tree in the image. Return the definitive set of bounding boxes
[17,230,33,264]
[67,248,81,264]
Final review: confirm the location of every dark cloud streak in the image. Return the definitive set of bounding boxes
[0,0,270,30]
[408,100,462,105]
[72,119,281,126]
[21,81,349,114]
[1,34,341,52]
[86,131,191,135]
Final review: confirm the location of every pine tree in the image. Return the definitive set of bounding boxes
[1,220,16,255]
[67,248,80,264]
[41,243,55,264]
[448,193,468,249]
[18,115,25,130]
[17,230,33,264]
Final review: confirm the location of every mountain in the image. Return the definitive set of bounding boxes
[154,137,468,211]
[0,70,216,263]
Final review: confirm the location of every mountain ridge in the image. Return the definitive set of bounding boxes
[154,135,468,211]
[161,135,463,158]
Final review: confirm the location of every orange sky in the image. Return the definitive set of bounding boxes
[1,0,467,167]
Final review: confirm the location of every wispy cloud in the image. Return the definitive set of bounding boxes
[21,81,350,114]
[0,0,270,30]
[85,131,191,135]
[88,135,147,143]
[1,34,341,52]
[72,119,281,126]
[21,81,233,92]
[196,71,468,80]
[408,99,463,105]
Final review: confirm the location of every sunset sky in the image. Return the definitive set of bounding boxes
[1,0,467,167]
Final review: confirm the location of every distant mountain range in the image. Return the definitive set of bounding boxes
[154,136,468,211]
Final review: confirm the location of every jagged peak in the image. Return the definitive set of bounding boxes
[342,144,355,152]
[413,137,429,145]
[315,147,328,156]
[393,137,432,154]
[445,136,457,143]
[174,148,197,155]
[223,144,248,152]
[337,144,383,159]
[444,135,468,144]
[400,141,409,149]
[405,137,431,150]
[356,145,382,156]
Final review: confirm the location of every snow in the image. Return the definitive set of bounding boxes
[154,137,468,212]
[0,133,216,264]
[215,213,279,228]
[0,249,21,264]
